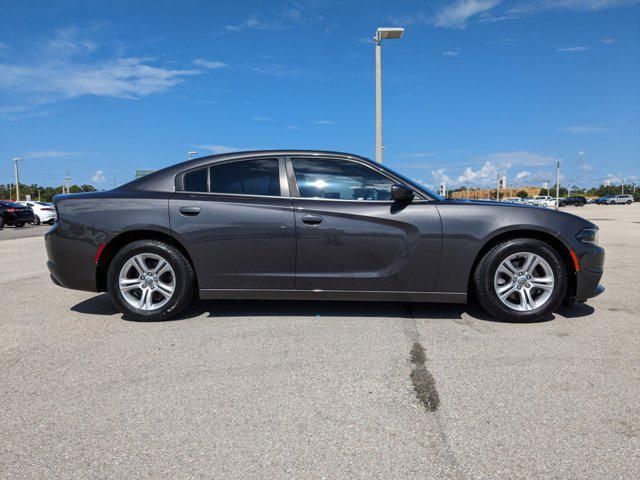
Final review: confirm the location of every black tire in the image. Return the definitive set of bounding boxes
[15,222,24,228]
[0,217,4,229]
[626,200,632,205]
[32,215,41,226]
[473,238,567,322]
[107,240,196,321]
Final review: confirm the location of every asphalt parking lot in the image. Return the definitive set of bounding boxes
[1,204,639,479]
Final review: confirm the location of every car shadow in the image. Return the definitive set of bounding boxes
[71,293,596,324]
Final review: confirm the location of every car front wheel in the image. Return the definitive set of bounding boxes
[107,240,196,321]
[473,238,567,322]
[32,215,41,225]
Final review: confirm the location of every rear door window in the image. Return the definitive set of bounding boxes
[183,168,208,192]
[209,159,280,197]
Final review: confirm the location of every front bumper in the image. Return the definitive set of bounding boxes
[574,246,605,302]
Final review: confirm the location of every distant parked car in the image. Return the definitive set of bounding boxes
[559,196,587,207]
[529,196,557,208]
[607,194,634,205]
[0,201,35,228]
[503,197,527,204]
[17,201,57,225]
[594,196,612,205]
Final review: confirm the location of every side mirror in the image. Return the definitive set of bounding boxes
[391,184,414,202]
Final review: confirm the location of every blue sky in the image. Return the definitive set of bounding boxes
[1,0,639,190]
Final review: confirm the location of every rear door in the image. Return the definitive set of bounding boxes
[169,156,296,290]
[287,156,442,292]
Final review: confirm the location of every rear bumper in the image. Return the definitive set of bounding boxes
[45,227,99,292]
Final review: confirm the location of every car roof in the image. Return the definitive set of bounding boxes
[117,149,402,193]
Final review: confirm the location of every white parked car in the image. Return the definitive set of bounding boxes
[503,197,527,204]
[18,201,57,225]
[607,194,634,205]
[528,196,557,207]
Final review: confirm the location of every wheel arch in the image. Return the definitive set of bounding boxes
[467,228,577,302]
[96,229,197,292]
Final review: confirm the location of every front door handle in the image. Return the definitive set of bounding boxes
[301,214,323,225]
[179,206,201,216]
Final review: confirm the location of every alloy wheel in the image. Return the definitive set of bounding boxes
[493,252,555,312]
[118,253,176,311]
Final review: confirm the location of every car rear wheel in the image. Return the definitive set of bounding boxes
[473,238,567,322]
[626,200,632,205]
[32,215,41,226]
[107,240,196,321]
[0,217,4,229]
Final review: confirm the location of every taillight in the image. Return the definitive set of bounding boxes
[41,208,55,211]
[6,208,16,213]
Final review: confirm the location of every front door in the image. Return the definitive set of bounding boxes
[288,156,442,292]
[170,157,296,290]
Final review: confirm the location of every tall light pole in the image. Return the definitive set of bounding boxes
[188,150,198,160]
[374,27,404,163]
[12,157,23,201]
[621,177,624,195]
[555,159,562,210]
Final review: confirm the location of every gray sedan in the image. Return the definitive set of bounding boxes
[45,150,604,322]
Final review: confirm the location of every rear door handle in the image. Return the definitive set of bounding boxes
[179,206,201,216]
[301,214,323,225]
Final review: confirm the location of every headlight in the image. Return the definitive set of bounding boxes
[576,227,599,245]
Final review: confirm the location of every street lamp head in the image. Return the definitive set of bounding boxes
[375,27,404,43]
[12,156,23,162]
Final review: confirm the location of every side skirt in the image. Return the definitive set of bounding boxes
[198,289,467,303]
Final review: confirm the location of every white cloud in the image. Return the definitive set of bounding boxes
[562,124,609,134]
[92,169,106,183]
[195,145,242,154]
[252,116,270,121]
[432,168,452,185]
[557,45,590,53]
[603,173,623,185]
[411,177,435,190]
[250,65,298,77]
[193,59,227,69]
[435,0,502,29]
[515,170,531,180]
[400,152,438,158]
[442,47,462,57]
[601,37,617,44]
[225,16,265,32]
[224,7,322,32]
[0,27,218,118]
[284,125,302,130]
[24,150,83,159]
[313,119,336,125]
[484,151,555,167]
[512,0,640,14]
[456,162,499,185]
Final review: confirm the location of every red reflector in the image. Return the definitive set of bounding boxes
[7,208,16,212]
[42,208,55,211]
[94,242,107,264]
[569,250,580,272]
